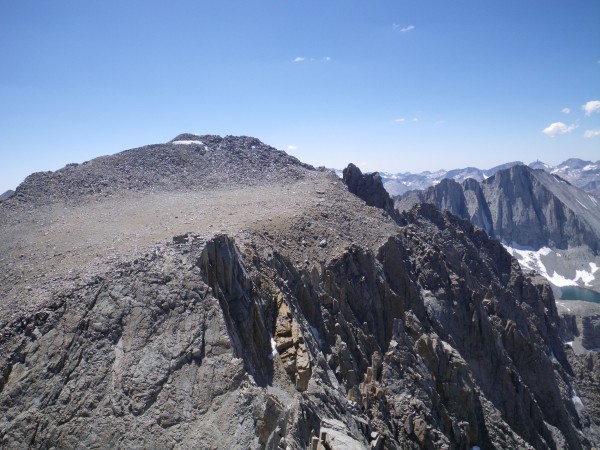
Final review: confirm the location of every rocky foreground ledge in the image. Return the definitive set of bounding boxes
[0,136,598,448]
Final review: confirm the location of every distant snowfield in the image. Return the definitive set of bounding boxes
[171,140,204,145]
[503,244,599,288]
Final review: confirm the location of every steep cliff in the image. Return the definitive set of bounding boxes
[395,165,600,292]
[381,158,600,197]
[0,138,598,448]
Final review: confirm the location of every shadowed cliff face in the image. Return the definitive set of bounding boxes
[0,142,598,449]
[343,163,399,220]
[395,164,600,293]
[482,166,600,252]
[396,165,600,253]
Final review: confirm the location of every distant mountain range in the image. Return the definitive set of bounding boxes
[380,158,600,197]
[395,164,600,293]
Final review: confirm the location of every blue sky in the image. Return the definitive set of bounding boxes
[1,0,599,193]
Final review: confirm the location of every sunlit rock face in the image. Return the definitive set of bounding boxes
[0,138,598,449]
[396,164,600,293]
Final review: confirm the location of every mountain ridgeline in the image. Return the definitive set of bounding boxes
[382,158,600,197]
[396,165,600,252]
[396,165,600,292]
[0,136,599,449]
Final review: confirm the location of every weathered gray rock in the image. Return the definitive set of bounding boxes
[562,301,600,354]
[3,134,314,207]
[0,190,14,202]
[396,165,600,252]
[395,164,600,292]
[343,164,398,220]
[381,158,600,197]
[0,137,598,449]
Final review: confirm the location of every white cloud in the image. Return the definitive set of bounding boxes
[359,162,367,167]
[287,145,298,150]
[542,122,578,137]
[561,108,571,114]
[393,24,415,33]
[394,117,420,123]
[582,100,600,116]
[584,129,600,138]
[294,56,331,63]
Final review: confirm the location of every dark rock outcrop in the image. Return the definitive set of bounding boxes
[4,218,593,448]
[343,164,398,219]
[0,137,598,448]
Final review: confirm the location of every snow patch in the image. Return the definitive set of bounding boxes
[538,247,552,256]
[572,391,584,407]
[503,244,552,276]
[441,340,455,353]
[556,301,572,312]
[548,272,581,287]
[574,267,596,286]
[589,195,599,207]
[172,140,204,145]
[576,199,588,210]
[268,336,279,359]
[583,164,598,171]
[502,244,582,287]
[572,262,598,287]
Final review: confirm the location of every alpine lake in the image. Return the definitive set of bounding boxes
[560,285,600,304]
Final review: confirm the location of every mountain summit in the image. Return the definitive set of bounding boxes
[1,136,598,448]
[7,134,313,206]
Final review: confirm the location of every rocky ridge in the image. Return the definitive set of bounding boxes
[0,136,598,448]
[380,158,600,197]
[395,165,600,293]
[5,134,312,206]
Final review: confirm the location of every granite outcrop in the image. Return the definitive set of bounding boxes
[0,137,598,448]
